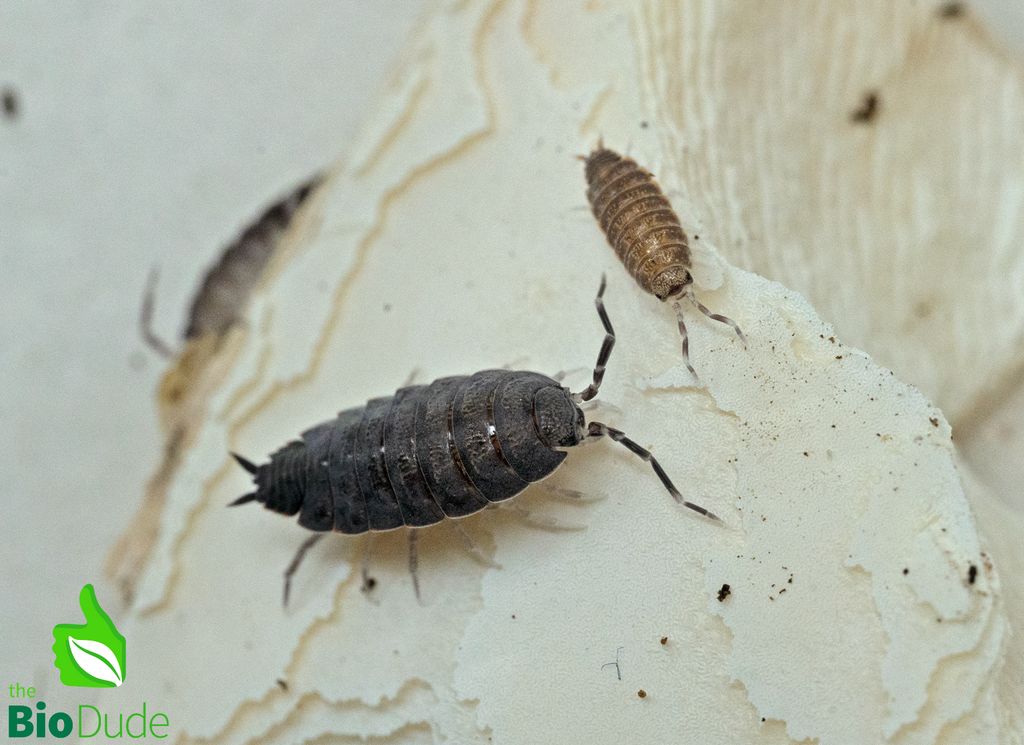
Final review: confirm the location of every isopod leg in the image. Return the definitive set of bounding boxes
[361,532,376,594]
[540,483,590,501]
[684,288,747,347]
[139,265,175,358]
[283,533,325,607]
[408,528,421,602]
[670,297,701,386]
[587,421,720,522]
[500,499,583,532]
[552,366,587,384]
[575,274,616,403]
[449,519,500,569]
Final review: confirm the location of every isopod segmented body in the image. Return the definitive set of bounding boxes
[232,278,719,603]
[140,173,325,357]
[184,173,325,340]
[584,148,692,302]
[584,147,746,382]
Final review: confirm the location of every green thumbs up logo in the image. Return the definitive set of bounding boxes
[51,585,126,688]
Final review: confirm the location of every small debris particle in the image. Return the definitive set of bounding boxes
[637,689,647,698]
[851,91,880,123]
[938,2,965,18]
[779,588,786,594]
[929,417,939,427]
[803,452,808,456]
[903,568,909,575]
[1,86,18,120]
[602,647,624,680]
[640,121,649,128]
[363,577,377,591]
[836,355,843,360]
[511,614,516,619]
[717,584,731,602]
[968,565,978,584]
[276,679,288,691]
[660,637,668,645]
[383,303,392,313]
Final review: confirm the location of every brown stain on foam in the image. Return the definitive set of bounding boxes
[145,0,508,615]
[579,84,615,137]
[353,76,431,180]
[106,331,247,610]
[212,679,440,745]
[226,0,507,441]
[106,184,325,611]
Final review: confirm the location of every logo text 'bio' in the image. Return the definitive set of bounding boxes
[8,702,168,738]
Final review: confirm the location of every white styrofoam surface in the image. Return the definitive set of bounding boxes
[0,0,424,709]
[4,1,1024,743]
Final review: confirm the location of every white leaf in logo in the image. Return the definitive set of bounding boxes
[68,637,123,686]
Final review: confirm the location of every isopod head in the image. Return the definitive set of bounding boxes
[582,147,619,185]
[533,386,586,448]
[649,266,692,302]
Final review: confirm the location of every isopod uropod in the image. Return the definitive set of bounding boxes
[232,278,720,604]
[583,146,746,382]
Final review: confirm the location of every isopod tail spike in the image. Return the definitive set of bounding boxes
[232,452,259,474]
[670,297,702,386]
[587,421,720,522]
[684,287,747,348]
[575,274,616,403]
[229,492,258,507]
[282,533,325,608]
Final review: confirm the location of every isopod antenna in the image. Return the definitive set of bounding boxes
[586,421,720,521]
[667,284,749,378]
[573,274,614,404]
[572,275,719,522]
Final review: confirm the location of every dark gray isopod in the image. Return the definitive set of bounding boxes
[231,278,720,604]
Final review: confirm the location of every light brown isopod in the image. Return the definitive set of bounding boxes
[584,146,746,382]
